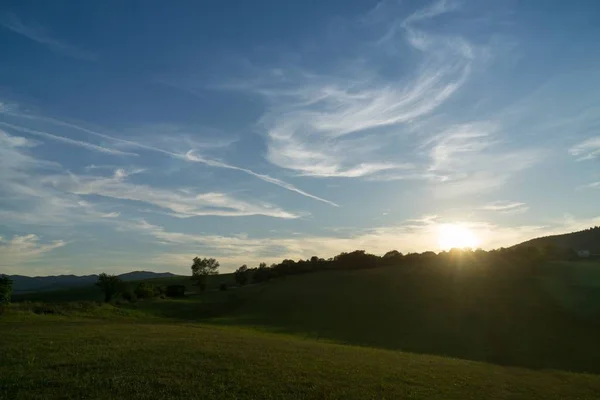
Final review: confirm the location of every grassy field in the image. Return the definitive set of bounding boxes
[2,316,600,400]
[3,263,600,398]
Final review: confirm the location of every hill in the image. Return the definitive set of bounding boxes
[517,226,600,253]
[30,260,594,373]
[7,271,180,293]
[206,265,600,373]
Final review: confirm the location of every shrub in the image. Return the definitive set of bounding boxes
[165,285,186,298]
[122,290,136,303]
[134,282,155,299]
[219,283,227,291]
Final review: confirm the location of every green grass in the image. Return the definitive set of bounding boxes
[3,263,600,398]
[2,317,600,399]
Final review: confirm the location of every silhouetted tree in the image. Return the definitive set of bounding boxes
[96,273,122,303]
[191,257,220,292]
[234,265,249,286]
[0,275,13,304]
[382,250,403,266]
[253,263,274,283]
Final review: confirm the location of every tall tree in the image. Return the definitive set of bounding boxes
[96,273,122,303]
[191,257,220,291]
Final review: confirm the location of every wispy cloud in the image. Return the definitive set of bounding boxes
[422,122,545,197]
[0,109,337,206]
[0,122,137,157]
[0,234,66,273]
[480,201,529,214]
[0,12,97,60]
[219,1,474,179]
[45,168,301,219]
[0,131,126,226]
[570,137,600,161]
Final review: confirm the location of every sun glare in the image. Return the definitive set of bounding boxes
[438,223,480,250]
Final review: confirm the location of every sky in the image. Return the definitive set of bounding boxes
[1,0,599,276]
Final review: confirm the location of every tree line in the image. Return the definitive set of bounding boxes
[0,241,579,306]
[232,243,580,286]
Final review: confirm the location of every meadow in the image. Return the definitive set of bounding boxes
[2,259,600,399]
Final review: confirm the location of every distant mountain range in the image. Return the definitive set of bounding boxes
[517,226,600,253]
[7,271,178,293]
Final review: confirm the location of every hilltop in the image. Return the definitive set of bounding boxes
[517,226,600,253]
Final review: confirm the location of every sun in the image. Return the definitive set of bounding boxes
[438,223,480,250]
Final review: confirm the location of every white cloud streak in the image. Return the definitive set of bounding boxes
[480,201,529,214]
[184,151,339,206]
[0,12,97,60]
[0,122,137,157]
[570,137,600,161]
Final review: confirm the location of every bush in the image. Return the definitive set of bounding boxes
[134,282,155,299]
[154,286,165,296]
[122,290,136,303]
[165,285,186,298]
[220,283,227,291]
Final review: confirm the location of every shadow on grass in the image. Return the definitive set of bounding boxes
[196,271,600,375]
[68,268,600,376]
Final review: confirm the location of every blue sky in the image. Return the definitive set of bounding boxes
[1,0,599,275]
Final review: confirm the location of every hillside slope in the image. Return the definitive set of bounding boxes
[517,226,600,253]
[210,266,600,373]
